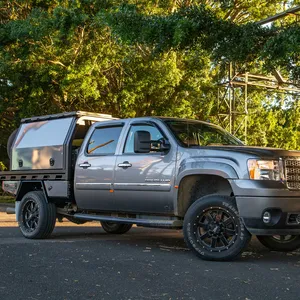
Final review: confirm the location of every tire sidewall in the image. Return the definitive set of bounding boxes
[183,195,251,261]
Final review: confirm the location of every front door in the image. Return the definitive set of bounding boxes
[74,124,124,211]
[114,122,177,214]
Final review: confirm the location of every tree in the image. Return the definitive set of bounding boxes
[0,0,299,168]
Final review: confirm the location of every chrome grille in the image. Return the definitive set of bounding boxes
[284,157,300,190]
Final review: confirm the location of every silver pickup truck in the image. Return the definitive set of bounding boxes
[1,111,300,261]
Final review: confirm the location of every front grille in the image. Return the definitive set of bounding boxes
[284,157,300,190]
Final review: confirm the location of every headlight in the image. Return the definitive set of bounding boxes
[248,160,282,181]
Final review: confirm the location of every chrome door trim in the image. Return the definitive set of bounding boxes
[113,182,171,191]
[75,182,111,190]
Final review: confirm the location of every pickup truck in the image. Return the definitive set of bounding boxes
[1,111,300,261]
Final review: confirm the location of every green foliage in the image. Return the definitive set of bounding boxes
[0,0,299,169]
[104,4,300,82]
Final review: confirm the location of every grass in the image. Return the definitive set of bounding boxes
[0,195,15,203]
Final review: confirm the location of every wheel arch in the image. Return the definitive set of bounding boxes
[16,181,48,203]
[176,174,235,217]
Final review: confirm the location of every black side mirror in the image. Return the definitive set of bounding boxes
[160,139,171,151]
[134,131,151,153]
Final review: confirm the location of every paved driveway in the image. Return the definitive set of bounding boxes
[0,212,300,300]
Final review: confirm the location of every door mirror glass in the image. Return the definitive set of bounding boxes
[134,131,151,153]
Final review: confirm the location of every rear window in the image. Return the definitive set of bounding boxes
[87,126,123,155]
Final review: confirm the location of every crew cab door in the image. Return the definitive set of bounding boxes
[114,121,177,214]
[74,123,124,211]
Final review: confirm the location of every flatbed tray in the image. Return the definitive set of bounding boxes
[0,170,67,181]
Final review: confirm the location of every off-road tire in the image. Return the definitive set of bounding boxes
[257,235,300,252]
[183,195,251,261]
[18,191,56,239]
[100,221,132,234]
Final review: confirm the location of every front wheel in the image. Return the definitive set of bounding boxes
[257,235,300,252]
[18,191,56,239]
[100,221,132,234]
[183,195,251,261]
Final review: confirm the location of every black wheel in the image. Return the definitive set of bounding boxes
[18,191,56,239]
[257,235,300,252]
[100,221,132,234]
[183,195,251,261]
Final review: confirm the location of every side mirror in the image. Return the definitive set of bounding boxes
[160,139,171,151]
[134,131,151,153]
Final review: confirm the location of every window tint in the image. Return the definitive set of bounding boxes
[124,125,163,153]
[87,126,123,155]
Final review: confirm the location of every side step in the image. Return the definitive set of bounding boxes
[73,213,183,229]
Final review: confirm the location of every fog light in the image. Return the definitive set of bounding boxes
[263,211,271,224]
[297,214,300,224]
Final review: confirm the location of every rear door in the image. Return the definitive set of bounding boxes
[74,123,124,211]
[114,121,177,214]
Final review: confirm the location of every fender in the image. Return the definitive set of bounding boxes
[16,181,48,203]
[176,158,239,186]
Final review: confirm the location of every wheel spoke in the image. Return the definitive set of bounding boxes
[206,212,214,223]
[225,228,236,236]
[220,233,229,246]
[198,221,206,227]
[199,231,210,240]
[223,217,233,227]
[31,211,39,217]
[211,237,218,248]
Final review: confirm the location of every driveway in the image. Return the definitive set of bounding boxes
[0,212,300,300]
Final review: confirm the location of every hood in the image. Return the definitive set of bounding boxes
[188,145,300,159]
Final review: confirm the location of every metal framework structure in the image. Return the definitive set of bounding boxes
[218,6,300,143]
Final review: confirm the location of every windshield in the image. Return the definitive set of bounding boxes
[164,120,243,147]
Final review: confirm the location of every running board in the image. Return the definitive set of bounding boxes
[73,213,183,228]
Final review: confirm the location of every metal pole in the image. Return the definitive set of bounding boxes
[229,62,233,134]
[244,72,248,144]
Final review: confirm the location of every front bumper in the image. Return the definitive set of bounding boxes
[231,179,300,235]
[236,196,300,235]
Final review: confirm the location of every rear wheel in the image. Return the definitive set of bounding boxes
[183,195,251,261]
[18,191,56,239]
[257,235,300,252]
[100,221,132,234]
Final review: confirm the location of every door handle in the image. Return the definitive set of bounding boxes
[118,161,132,168]
[79,162,91,168]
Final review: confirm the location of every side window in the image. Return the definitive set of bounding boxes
[124,124,163,154]
[87,126,123,155]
